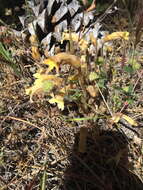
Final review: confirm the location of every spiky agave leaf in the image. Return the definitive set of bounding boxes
[20,0,102,55]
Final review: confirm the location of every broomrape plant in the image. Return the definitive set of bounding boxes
[26,30,138,152]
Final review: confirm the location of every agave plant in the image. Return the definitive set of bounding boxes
[20,0,103,55]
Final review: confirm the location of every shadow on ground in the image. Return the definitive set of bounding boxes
[61,130,143,190]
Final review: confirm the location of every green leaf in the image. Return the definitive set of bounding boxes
[0,42,21,76]
[89,72,99,81]
[122,85,133,94]
[127,58,141,71]
[126,99,134,104]
[97,79,106,89]
[132,62,141,70]
[66,116,98,122]
[122,86,129,93]
[42,80,54,92]
[67,89,82,101]
[40,170,47,190]
[97,56,104,65]
[0,42,12,62]
[96,3,109,12]
[123,65,134,73]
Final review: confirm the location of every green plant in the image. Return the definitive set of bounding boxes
[0,42,20,76]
